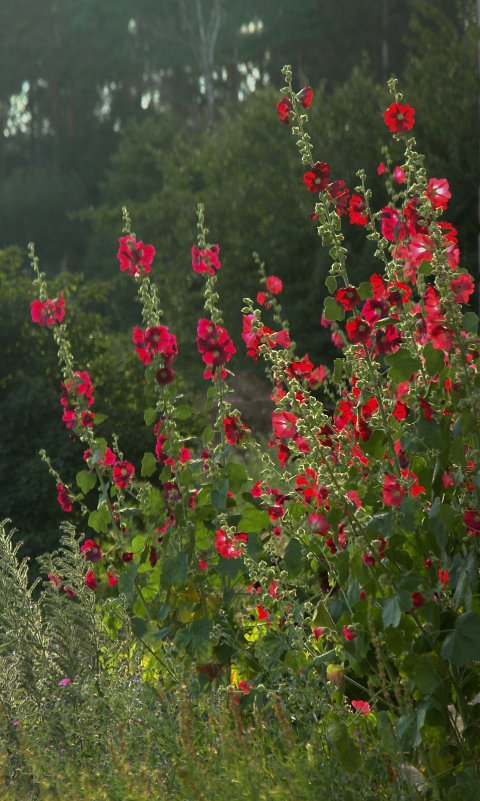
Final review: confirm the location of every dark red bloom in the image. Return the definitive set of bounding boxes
[276,96,292,124]
[223,415,248,445]
[383,103,415,133]
[117,236,155,277]
[85,570,97,590]
[80,539,102,563]
[113,460,135,489]
[196,319,235,380]
[122,552,134,562]
[346,317,372,344]
[298,86,313,108]
[56,484,72,512]
[412,591,426,609]
[335,287,360,311]
[156,365,175,385]
[303,162,330,193]
[348,194,368,226]
[464,510,480,536]
[328,180,350,215]
[31,294,65,326]
[380,206,408,241]
[215,529,243,558]
[343,625,357,641]
[383,474,405,507]
[191,244,221,275]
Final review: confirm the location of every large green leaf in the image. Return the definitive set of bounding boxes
[441,611,480,667]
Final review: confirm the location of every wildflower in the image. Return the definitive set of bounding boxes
[335,286,360,311]
[328,179,350,215]
[117,236,155,276]
[464,510,480,536]
[107,572,118,587]
[58,677,71,686]
[85,570,97,590]
[313,627,324,640]
[383,102,415,133]
[303,161,330,192]
[31,294,65,325]
[393,166,406,184]
[343,625,357,641]
[346,317,372,344]
[412,591,426,609]
[272,410,298,439]
[223,415,248,445]
[215,529,243,559]
[450,274,474,304]
[132,325,177,366]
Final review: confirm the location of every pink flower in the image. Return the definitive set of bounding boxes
[58,677,71,686]
[351,700,371,715]
[425,178,451,211]
[393,166,406,184]
[266,275,283,294]
[343,625,357,641]
[450,274,474,304]
[272,411,298,439]
[313,627,324,640]
[31,294,66,325]
[191,244,221,275]
[117,236,155,277]
[56,484,72,512]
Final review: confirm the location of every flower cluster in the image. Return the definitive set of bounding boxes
[196,318,235,380]
[117,235,155,277]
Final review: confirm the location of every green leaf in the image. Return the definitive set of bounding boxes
[237,506,270,533]
[462,311,479,334]
[76,470,97,495]
[88,502,110,534]
[144,407,157,426]
[327,720,361,773]
[93,413,108,425]
[211,479,229,511]
[226,462,248,492]
[131,534,147,553]
[333,358,343,382]
[423,343,444,376]
[358,281,373,300]
[325,275,337,294]
[384,348,421,382]
[441,611,480,667]
[323,296,345,322]
[382,597,402,628]
[284,538,303,576]
[176,404,192,420]
[162,552,189,588]
[141,452,157,478]
[202,426,214,446]
[360,428,386,458]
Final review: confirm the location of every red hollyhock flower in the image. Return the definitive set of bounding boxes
[380,206,408,241]
[191,244,221,275]
[383,102,415,133]
[272,410,298,439]
[215,529,243,558]
[113,460,135,489]
[307,512,330,536]
[343,625,357,641]
[328,180,350,215]
[84,570,97,590]
[362,298,388,324]
[107,572,118,587]
[450,273,474,304]
[377,162,386,175]
[351,700,371,715]
[80,539,102,563]
[425,178,451,211]
[117,236,155,277]
[156,365,175,385]
[298,85,313,108]
[428,324,454,352]
[31,294,65,326]
[197,320,236,380]
[303,162,330,193]
[346,317,372,344]
[348,194,368,226]
[122,552,134,562]
[56,484,72,512]
[335,286,360,310]
[286,353,314,380]
[266,274,283,294]
[313,626,324,640]
[383,474,405,507]
[412,591,426,609]
[375,325,401,355]
[464,510,480,536]
[393,166,406,184]
[133,325,178,366]
[256,605,269,621]
[223,415,248,445]
[276,95,292,124]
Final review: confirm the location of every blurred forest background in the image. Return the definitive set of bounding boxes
[0,0,478,559]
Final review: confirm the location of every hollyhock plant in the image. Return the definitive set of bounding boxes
[223,415,248,445]
[80,539,102,563]
[425,177,451,211]
[298,85,313,108]
[351,700,371,715]
[276,95,292,124]
[117,235,155,276]
[113,460,135,489]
